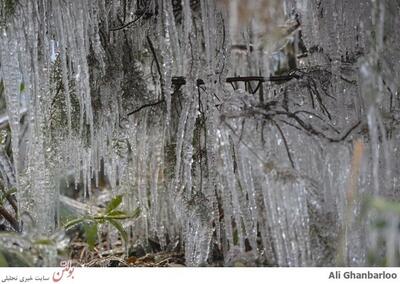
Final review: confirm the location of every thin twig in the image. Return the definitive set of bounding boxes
[271,119,295,168]
[127,99,165,116]
[146,36,163,95]
[110,4,150,31]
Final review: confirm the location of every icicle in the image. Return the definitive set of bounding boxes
[0,28,22,218]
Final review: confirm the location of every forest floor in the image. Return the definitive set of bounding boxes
[68,233,186,267]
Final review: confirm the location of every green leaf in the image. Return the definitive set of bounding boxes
[64,217,85,230]
[4,188,16,198]
[233,229,238,246]
[106,195,123,213]
[0,251,8,267]
[0,80,4,95]
[33,239,54,246]
[108,219,128,244]
[0,188,16,206]
[105,208,140,219]
[131,207,141,218]
[106,210,127,217]
[96,217,106,224]
[84,221,98,250]
[19,82,25,93]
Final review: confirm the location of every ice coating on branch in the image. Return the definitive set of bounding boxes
[0,0,400,266]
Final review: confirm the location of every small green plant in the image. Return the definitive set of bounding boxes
[64,195,140,250]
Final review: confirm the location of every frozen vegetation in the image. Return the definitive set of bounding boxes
[0,0,399,266]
